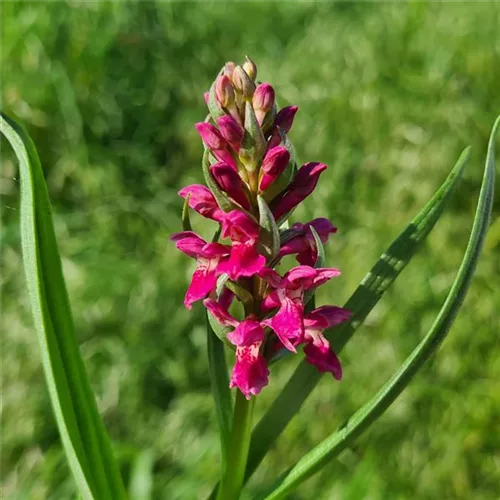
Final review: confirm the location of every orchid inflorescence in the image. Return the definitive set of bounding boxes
[172,58,350,399]
[171,57,351,399]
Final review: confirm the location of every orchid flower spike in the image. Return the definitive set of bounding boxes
[171,57,350,399]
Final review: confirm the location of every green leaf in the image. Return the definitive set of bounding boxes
[207,316,233,474]
[263,116,498,500]
[0,113,127,499]
[202,149,237,212]
[243,145,471,484]
[258,195,280,259]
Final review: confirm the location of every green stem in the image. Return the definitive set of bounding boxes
[217,391,255,500]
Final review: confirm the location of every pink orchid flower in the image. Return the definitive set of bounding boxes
[278,218,337,266]
[260,266,341,352]
[204,299,269,399]
[218,210,266,279]
[171,232,229,309]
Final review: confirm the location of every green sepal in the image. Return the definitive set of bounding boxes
[181,194,192,231]
[310,226,325,269]
[257,195,280,260]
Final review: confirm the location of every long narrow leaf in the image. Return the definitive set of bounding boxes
[263,115,498,499]
[207,317,233,472]
[244,145,471,482]
[1,113,127,500]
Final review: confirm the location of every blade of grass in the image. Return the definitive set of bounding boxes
[207,316,233,474]
[244,145,471,483]
[1,113,127,500]
[263,115,498,500]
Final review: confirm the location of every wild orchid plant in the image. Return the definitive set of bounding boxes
[0,56,497,500]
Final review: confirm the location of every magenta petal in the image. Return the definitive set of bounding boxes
[227,318,265,347]
[312,267,341,288]
[221,210,260,240]
[304,218,337,242]
[203,298,238,327]
[219,241,265,280]
[261,292,281,312]
[199,241,230,259]
[195,122,226,150]
[178,184,224,222]
[184,258,219,309]
[258,267,282,288]
[210,162,250,209]
[217,115,244,150]
[262,293,304,352]
[305,306,351,330]
[230,345,270,399]
[259,146,290,191]
[303,336,342,380]
[270,162,327,221]
[274,106,298,133]
[171,231,207,258]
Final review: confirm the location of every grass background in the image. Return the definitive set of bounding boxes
[1,2,499,499]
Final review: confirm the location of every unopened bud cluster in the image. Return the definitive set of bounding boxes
[172,57,350,399]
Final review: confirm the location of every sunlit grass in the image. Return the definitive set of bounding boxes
[1,2,499,499]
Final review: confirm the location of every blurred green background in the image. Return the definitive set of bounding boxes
[1,2,499,499]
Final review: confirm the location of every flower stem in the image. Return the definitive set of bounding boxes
[217,390,255,500]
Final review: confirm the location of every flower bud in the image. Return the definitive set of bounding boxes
[259,146,290,191]
[239,101,266,172]
[195,122,226,150]
[224,61,236,78]
[204,91,210,105]
[275,105,299,133]
[242,55,257,81]
[195,122,236,167]
[215,75,235,109]
[217,115,244,151]
[253,83,275,125]
[232,66,255,99]
[210,162,250,210]
[270,162,327,220]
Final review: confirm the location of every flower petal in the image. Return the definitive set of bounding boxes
[230,344,270,399]
[184,258,219,309]
[171,231,207,258]
[227,318,265,346]
[305,306,351,330]
[270,162,327,221]
[262,292,304,352]
[178,184,224,222]
[303,335,342,380]
[210,162,250,209]
[220,210,260,241]
[218,241,266,280]
[203,298,239,327]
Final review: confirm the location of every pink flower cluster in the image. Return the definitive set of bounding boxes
[172,58,350,399]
